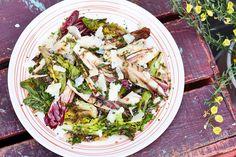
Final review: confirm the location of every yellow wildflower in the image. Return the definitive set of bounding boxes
[233,58,236,63]
[200,13,207,21]
[186,3,193,13]
[206,10,213,17]
[214,96,223,104]
[233,29,236,36]
[224,17,231,24]
[210,106,218,114]
[223,39,231,47]
[195,5,202,14]
[213,127,222,135]
[227,1,234,14]
[215,115,224,123]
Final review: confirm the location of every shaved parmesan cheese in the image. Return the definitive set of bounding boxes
[67,26,81,39]
[96,130,103,137]
[73,43,81,55]
[107,107,124,123]
[110,50,123,69]
[75,75,84,87]
[95,26,104,39]
[103,44,117,50]
[123,34,135,44]
[42,32,58,51]
[131,111,144,122]
[143,71,151,80]
[116,67,124,80]
[119,91,141,105]
[153,97,162,104]
[53,65,66,72]
[45,83,61,98]
[108,82,121,101]
[77,36,103,48]
[96,74,107,94]
[129,107,135,116]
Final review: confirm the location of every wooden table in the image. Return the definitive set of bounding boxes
[0,0,236,156]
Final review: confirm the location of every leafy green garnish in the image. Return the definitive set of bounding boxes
[82,17,107,32]
[66,112,153,144]
[138,91,152,112]
[20,78,53,113]
[82,17,128,38]
[55,55,81,80]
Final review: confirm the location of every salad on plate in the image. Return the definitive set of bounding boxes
[20,10,171,144]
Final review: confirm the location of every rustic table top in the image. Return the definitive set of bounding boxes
[0,0,236,157]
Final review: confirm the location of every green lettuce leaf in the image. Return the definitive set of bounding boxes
[20,78,53,113]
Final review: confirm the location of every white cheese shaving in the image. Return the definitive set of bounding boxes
[53,65,66,72]
[75,75,84,87]
[131,111,144,122]
[96,74,107,94]
[123,34,135,44]
[129,107,135,116]
[153,97,162,104]
[143,71,151,80]
[115,67,124,80]
[42,32,58,51]
[108,82,121,101]
[96,130,103,137]
[107,107,124,123]
[73,43,81,55]
[110,50,123,69]
[45,83,61,98]
[95,26,104,39]
[119,91,141,105]
[77,36,103,48]
[67,26,81,39]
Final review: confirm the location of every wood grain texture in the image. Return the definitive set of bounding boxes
[0,69,25,140]
[0,139,58,157]
[165,19,217,84]
[0,0,174,64]
[0,0,62,63]
[1,85,235,157]
[129,0,175,19]
[131,85,236,157]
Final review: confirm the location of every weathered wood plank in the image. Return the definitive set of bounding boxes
[165,19,218,84]
[0,0,174,63]
[0,69,25,140]
[0,139,59,157]
[1,85,235,156]
[131,85,236,157]
[129,0,175,19]
[0,0,62,64]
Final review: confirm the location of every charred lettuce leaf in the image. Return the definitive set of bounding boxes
[82,17,107,32]
[55,55,81,80]
[81,17,128,38]
[20,78,53,113]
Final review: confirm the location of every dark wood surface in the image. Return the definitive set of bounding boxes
[0,0,235,157]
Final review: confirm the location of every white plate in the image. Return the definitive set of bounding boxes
[8,0,184,156]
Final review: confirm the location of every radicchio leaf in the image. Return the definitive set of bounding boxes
[44,86,75,129]
[44,99,66,129]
